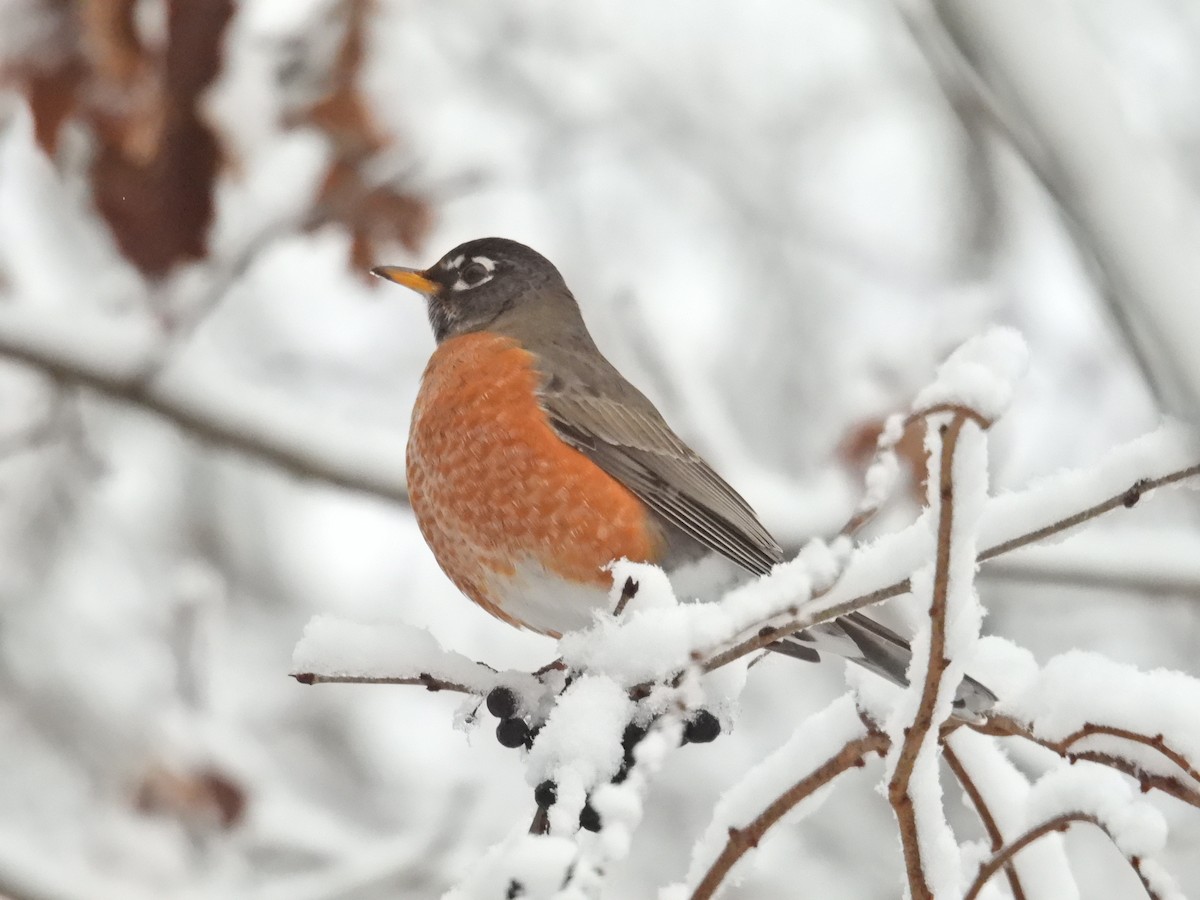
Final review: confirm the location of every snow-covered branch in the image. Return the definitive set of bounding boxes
[886,411,986,900]
[0,307,410,503]
[678,698,888,900]
[974,651,1200,810]
[964,764,1183,900]
[697,422,1199,676]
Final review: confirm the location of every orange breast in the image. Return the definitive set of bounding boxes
[406,332,663,632]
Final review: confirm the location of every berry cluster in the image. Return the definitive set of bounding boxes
[484,684,723,834]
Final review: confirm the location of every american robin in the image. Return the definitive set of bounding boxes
[372,238,994,715]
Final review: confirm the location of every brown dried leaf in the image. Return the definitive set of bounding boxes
[135,764,247,829]
[89,0,233,276]
[22,59,85,156]
[288,0,433,271]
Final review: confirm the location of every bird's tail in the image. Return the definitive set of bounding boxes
[770,611,997,719]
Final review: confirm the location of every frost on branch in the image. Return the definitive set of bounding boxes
[290,328,1200,898]
[878,329,1012,900]
[291,614,543,703]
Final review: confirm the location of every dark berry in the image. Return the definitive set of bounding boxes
[496,717,530,748]
[579,801,601,832]
[506,880,523,899]
[683,710,721,744]
[534,780,557,808]
[621,722,647,767]
[622,722,647,752]
[486,686,518,719]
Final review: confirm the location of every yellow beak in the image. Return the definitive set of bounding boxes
[370,265,439,296]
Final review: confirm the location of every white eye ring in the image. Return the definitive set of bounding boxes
[451,256,496,291]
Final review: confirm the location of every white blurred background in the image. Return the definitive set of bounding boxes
[0,0,1198,896]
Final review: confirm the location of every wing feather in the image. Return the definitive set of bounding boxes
[541,384,783,576]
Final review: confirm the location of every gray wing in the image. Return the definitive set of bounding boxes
[538,358,783,576]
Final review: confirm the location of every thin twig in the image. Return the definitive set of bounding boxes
[689,728,890,900]
[943,743,1027,900]
[613,577,639,617]
[888,414,968,900]
[1053,724,1200,785]
[978,466,1200,562]
[528,806,549,836]
[963,813,1164,900]
[291,672,474,693]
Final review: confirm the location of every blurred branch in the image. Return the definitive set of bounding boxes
[930,0,1200,425]
[0,307,409,503]
[963,813,1163,900]
[981,530,1200,599]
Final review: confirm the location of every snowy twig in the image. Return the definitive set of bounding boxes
[977,465,1200,563]
[289,617,552,704]
[963,813,1163,900]
[1051,725,1200,785]
[886,413,973,900]
[689,723,888,900]
[942,743,1027,900]
[700,457,1200,677]
[291,672,476,693]
[976,715,1200,809]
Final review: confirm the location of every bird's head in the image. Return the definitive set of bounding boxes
[372,237,573,343]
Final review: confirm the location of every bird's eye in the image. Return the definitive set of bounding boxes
[460,261,490,286]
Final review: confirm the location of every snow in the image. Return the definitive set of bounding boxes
[525,675,632,829]
[987,526,1200,597]
[444,833,577,900]
[939,0,1200,428]
[571,720,683,896]
[946,730,1078,900]
[1026,765,1166,858]
[292,614,541,701]
[912,327,1030,420]
[0,305,414,502]
[0,305,160,382]
[980,419,1199,554]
